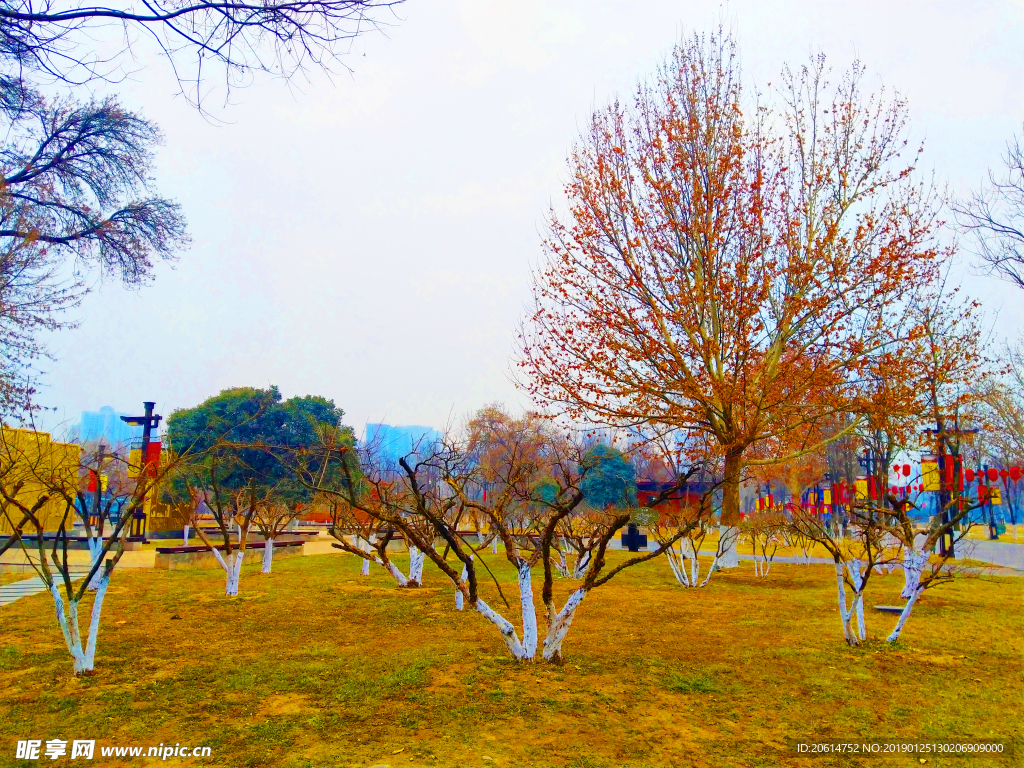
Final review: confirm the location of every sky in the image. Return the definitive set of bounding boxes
[32,0,1024,439]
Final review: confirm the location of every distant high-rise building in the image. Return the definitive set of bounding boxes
[67,406,146,449]
[363,423,442,465]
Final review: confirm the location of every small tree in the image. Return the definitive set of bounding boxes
[167,386,346,595]
[0,426,178,674]
[302,408,699,664]
[742,507,786,579]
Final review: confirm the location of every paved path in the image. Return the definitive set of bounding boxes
[696,549,1024,575]
[955,539,1024,570]
[0,575,49,606]
[0,565,92,607]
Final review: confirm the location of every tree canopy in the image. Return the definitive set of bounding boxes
[166,385,348,504]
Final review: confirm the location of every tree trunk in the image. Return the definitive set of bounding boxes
[834,562,858,645]
[49,583,87,674]
[183,524,190,547]
[261,537,274,574]
[846,559,866,641]
[473,597,527,659]
[408,546,425,586]
[666,545,689,586]
[572,550,591,580]
[455,557,471,610]
[886,586,922,643]
[900,548,926,600]
[225,551,244,596]
[717,524,740,569]
[83,569,110,672]
[541,587,587,663]
[86,536,104,591]
[517,562,537,659]
[361,557,370,576]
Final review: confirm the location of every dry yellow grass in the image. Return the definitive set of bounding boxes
[0,551,1020,768]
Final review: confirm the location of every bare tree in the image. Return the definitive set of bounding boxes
[0,425,177,675]
[953,126,1024,289]
[292,410,696,665]
[0,88,188,415]
[0,0,402,108]
[250,492,302,573]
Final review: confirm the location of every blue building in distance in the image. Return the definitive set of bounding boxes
[363,423,442,466]
[67,406,145,449]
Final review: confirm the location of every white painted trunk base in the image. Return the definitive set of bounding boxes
[518,563,537,659]
[886,586,923,643]
[901,549,927,600]
[211,548,245,596]
[48,570,111,675]
[261,537,275,574]
[86,537,104,591]
[455,556,472,610]
[408,547,425,585]
[718,525,740,569]
[542,588,587,662]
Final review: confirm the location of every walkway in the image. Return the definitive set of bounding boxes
[0,565,92,607]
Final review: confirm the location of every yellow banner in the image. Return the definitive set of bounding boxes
[921,457,940,492]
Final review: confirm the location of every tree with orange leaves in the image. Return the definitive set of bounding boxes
[518,27,948,566]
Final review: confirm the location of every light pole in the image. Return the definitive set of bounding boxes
[120,402,162,539]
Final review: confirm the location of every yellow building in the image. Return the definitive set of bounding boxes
[0,426,81,534]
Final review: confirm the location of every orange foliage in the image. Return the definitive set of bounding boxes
[519,28,951,525]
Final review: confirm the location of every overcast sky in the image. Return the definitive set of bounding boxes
[34,0,1024,438]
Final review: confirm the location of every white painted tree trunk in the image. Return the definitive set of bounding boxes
[886,585,923,643]
[571,550,591,580]
[492,538,498,554]
[86,536,104,591]
[226,551,243,596]
[718,525,740,568]
[473,597,527,658]
[261,537,274,574]
[834,562,859,645]
[49,584,87,674]
[211,548,245,596]
[554,549,571,578]
[408,546,425,585]
[900,548,927,600]
[666,545,689,586]
[517,562,537,659]
[455,556,472,610]
[83,570,110,671]
[386,560,409,587]
[183,525,191,547]
[541,587,587,662]
[361,535,375,576]
[846,559,866,641]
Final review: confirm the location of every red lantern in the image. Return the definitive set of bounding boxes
[1011,467,1022,482]
[987,467,999,482]
[966,468,975,483]
[902,463,911,477]
[999,468,1008,480]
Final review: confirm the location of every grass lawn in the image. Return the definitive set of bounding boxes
[0,551,1020,768]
